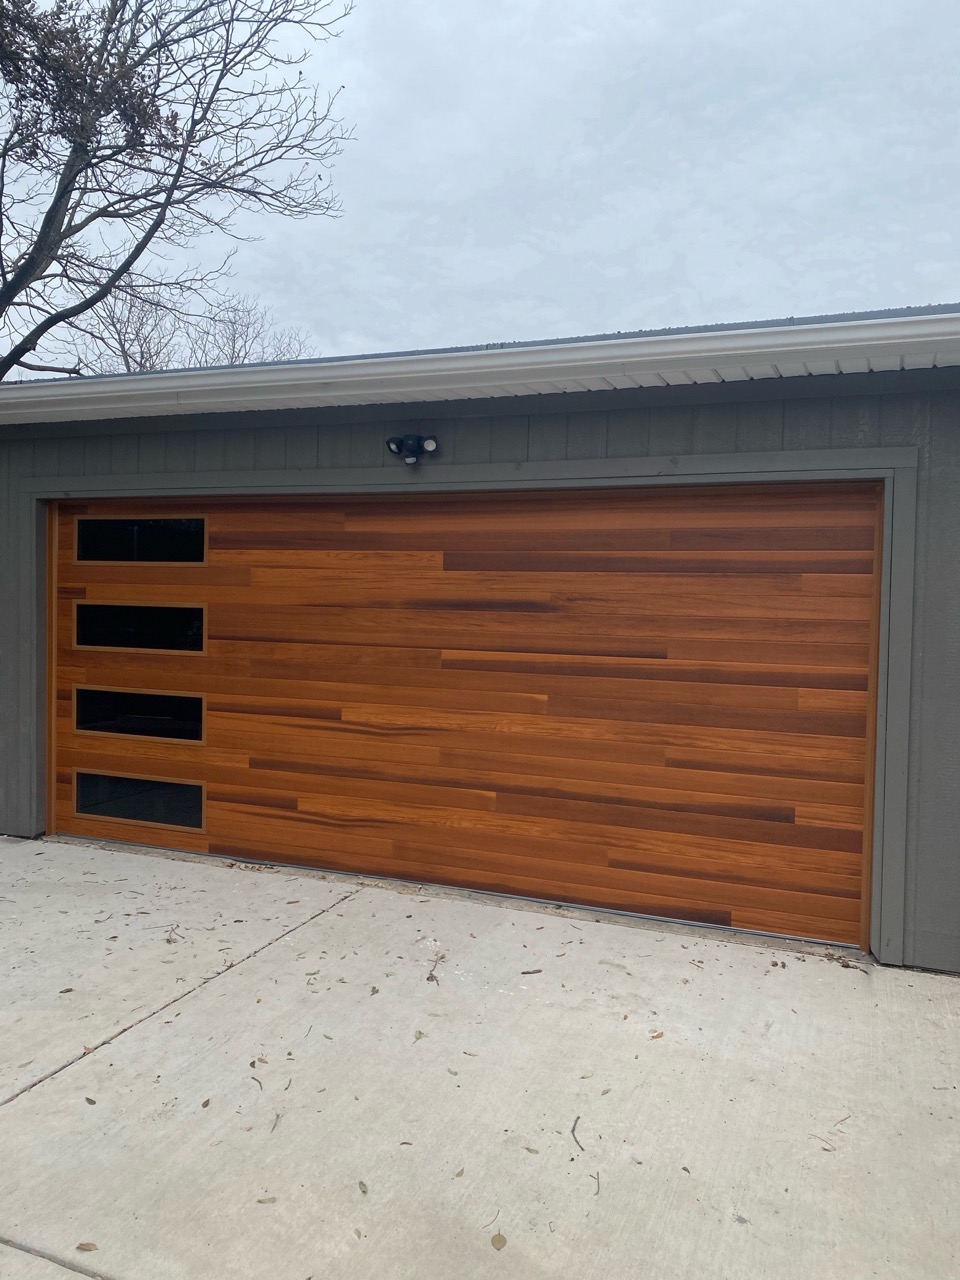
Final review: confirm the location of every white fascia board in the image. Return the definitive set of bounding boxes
[2,311,960,425]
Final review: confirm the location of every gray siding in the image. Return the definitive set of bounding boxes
[2,377,958,972]
[0,439,44,844]
[907,408,960,972]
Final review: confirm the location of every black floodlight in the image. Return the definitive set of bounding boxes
[386,433,439,465]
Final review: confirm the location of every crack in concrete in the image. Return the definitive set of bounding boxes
[1,888,361,1108]
[0,1236,123,1280]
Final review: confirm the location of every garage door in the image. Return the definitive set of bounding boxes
[51,483,882,945]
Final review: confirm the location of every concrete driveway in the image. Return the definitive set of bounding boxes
[1,835,958,1280]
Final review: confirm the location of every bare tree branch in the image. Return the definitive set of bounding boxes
[71,287,317,372]
[0,0,351,378]
[14,356,83,375]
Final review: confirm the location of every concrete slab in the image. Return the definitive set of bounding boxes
[1,838,356,1100]
[1,844,958,1280]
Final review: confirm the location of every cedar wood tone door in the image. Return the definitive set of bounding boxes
[52,483,883,946]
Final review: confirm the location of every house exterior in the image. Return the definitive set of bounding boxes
[1,303,958,973]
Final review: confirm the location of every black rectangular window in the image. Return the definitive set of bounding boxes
[76,689,203,741]
[76,772,203,828]
[77,518,205,562]
[76,604,204,651]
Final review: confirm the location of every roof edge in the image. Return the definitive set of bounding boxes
[4,305,960,425]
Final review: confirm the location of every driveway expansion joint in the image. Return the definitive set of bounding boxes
[0,1235,125,1280]
[1,887,361,1108]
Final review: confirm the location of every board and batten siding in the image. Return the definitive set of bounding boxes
[1,379,958,973]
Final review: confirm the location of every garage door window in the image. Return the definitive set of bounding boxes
[77,517,205,562]
[76,772,203,828]
[76,689,203,740]
[76,604,204,651]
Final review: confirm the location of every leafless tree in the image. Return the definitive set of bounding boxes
[77,289,317,372]
[0,0,350,379]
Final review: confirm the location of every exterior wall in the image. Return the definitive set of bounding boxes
[1,373,958,972]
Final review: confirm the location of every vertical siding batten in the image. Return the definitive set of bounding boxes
[691,403,738,455]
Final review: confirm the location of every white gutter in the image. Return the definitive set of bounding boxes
[2,311,960,425]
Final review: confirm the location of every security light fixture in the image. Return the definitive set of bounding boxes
[386,433,438,465]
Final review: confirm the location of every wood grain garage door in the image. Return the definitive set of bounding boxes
[51,483,882,945]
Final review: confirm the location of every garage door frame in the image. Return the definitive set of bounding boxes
[18,443,919,963]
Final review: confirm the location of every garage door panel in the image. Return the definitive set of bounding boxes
[206,667,812,712]
[56,810,211,853]
[443,550,875,575]
[667,525,876,551]
[239,783,865,875]
[60,651,210,681]
[208,700,344,724]
[229,566,857,607]
[250,736,448,769]
[662,637,871,666]
[72,740,841,827]
[235,833,744,927]
[731,905,860,945]
[281,844,744,929]
[205,603,872,647]
[552,587,874,623]
[795,688,869,712]
[208,808,393,857]
[54,483,881,945]
[207,835,393,867]
[286,787,861,863]
[336,702,866,762]
[58,564,253,589]
[546,695,866,738]
[207,509,348,535]
[490,778,797,823]
[800,573,875,597]
[58,743,239,775]
[209,525,877,554]
[227,571,871,618]
[256,751,855,815]
[794,802,865,829]
[229,634,870,667]
[437,747,865,806]
[391,839,860,921]
[254,729,667,770]
[664,747,865,783]
[440,651,869,689]
[206,681,549,717]
[344,505,882,535]
[198,662,862,712]
[208,770,498,813]
[343,486,877,529]
[206,686,545,727]
[389,819,862,889]
[494,791,864,854]
[208,639,446,669]
[219,756,800,825]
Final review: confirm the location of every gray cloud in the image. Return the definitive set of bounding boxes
[226,0,960,354]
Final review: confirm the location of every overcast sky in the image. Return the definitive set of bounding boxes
[229,0,960,357]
